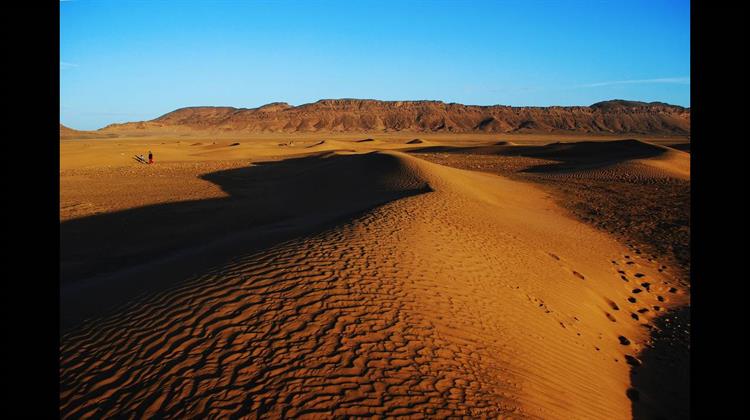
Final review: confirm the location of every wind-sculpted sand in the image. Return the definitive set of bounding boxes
[60,136,689,419]
[409,139,691,275]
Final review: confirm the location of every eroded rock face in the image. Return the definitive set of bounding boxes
[99,99,690,134]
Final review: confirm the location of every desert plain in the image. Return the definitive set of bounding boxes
[60,102,690,419]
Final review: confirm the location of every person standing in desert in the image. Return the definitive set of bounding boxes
[148,150,153,164]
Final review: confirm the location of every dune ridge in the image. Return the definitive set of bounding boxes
[409,139,690,182]
[408,139,691,274]
[89,99,689,135]
[60,150,686,418]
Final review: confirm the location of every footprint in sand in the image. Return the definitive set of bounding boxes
[628,297,637,303]
[605,313,617,322]
[624,355,642,367]
[547,253,586,282]
[604,299,619,311]
[618,336,631,345]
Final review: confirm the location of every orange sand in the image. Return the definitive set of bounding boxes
[60,134,689,418]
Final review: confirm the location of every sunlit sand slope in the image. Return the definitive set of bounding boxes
[60,151,685,418]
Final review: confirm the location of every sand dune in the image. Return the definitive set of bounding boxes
[666,143,690,153]
[410,139,690,182]
[409,139,691,275]
[60,142,688,418]
[506,140,690,181]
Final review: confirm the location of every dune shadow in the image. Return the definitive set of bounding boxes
[629,305,690,419]
[407,145,482,154]
[60,151,431,331]
[667,143,690,153]
[513,140,669,173]
[408,139,669,173]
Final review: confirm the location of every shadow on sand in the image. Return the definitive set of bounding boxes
[629,305,691,420]
[60,151,431,331]
[408,139,669,173]
[60,146,689,418]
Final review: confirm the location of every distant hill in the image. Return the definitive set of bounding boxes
[95,99,690,135]
[60,123,119,140]
[60,124,83,138]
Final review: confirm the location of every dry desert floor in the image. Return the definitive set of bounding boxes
[60,133,690,419]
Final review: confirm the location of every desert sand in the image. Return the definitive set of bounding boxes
[60,131,690,419]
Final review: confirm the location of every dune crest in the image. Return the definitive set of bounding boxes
[60,150,685,418]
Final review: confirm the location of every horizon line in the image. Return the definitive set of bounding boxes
[62,97,690,131]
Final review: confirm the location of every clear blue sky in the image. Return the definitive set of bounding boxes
[60,0,690,130]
